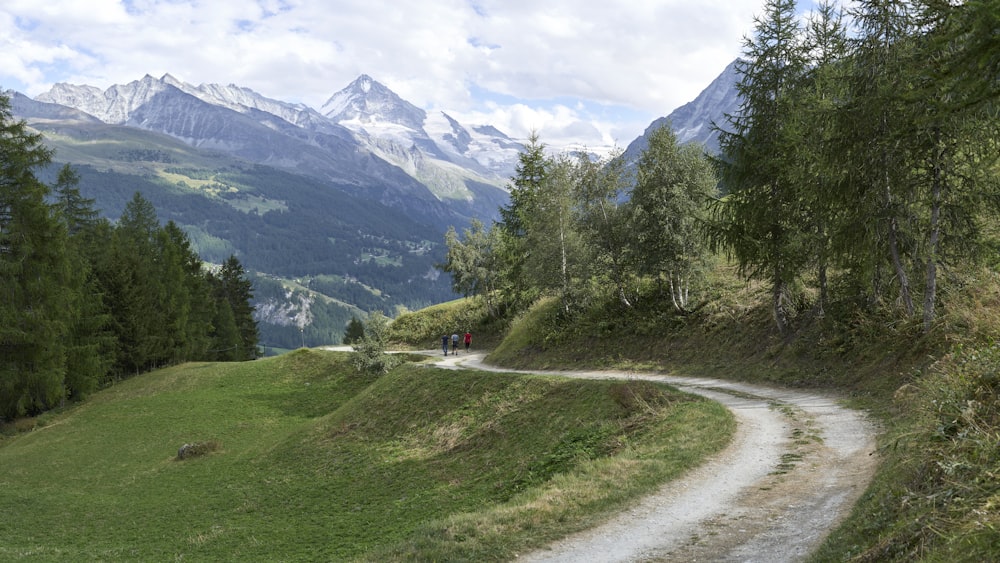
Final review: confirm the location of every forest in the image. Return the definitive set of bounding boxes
[0,99,259,420]
[441,0,999,339]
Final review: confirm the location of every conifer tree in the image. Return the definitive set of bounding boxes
[342,316,365,345]
[216,255,259,360]
[102,192,170,374]
[53,164,113,397]
[0,95,73,417]
[791,0,849,315]
[710,0,807,334]
[906,0,1000,330]
[495,132,548,311]
[836,0,919,314]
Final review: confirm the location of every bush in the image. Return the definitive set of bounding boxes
[352,312,401,376]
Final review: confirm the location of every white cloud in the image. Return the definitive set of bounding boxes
[0,0,824,149]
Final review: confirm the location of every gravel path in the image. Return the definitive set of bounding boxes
[431,351,880,562]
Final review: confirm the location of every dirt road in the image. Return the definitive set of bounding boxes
[433,351,879,562]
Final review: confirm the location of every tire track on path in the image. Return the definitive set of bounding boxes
[432,351,879,562]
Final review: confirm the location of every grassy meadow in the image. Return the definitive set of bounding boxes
[0,349,732,561]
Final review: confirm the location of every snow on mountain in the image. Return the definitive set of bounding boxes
[321,74,427,131]
[623,59,741,161]
[320,74,522,199]
[424,111,522,180]
[38,74,172,124]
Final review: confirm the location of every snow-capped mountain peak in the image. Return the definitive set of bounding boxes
[320,74,426,131]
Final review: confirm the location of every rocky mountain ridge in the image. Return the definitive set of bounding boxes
[35,73,520,226]
[8,61,741,348]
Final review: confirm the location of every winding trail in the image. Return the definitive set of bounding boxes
[429,350,879,562]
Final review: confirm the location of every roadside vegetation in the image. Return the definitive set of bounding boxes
[0,348,732,561]
[419,2,1000,560]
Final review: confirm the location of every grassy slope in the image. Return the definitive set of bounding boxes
[0,349,732,562]
[480,266,1000,562]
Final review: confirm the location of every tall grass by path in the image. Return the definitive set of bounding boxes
[0,348,732,561]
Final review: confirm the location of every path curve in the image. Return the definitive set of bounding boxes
[429,351,879,562]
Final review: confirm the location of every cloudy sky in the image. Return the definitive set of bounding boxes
[1,0,831,150]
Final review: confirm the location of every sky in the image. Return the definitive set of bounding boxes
[1,0,833,151]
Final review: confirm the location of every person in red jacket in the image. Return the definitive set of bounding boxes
[464,331,472,352]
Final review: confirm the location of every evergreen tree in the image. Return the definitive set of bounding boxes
[711,0,807,334]
[158,221,215,361]
[207,293,240,361]
[791,0,849,315]
[342,316,365,345]
[0,95,73,418]
[836,0,920,314]
[216,255,259,360]
[53,164,114,398]
[101,192,171,374]
[495,132,548,311]
[907,0,1000,330]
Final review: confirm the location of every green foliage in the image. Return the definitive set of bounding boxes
[0,95,73,418]
[0,350,731,561]
[440,219,505,315]
[214,255,259,360]
[388,297,506,351]
[629,125,717,312]
[342,315,365,345]
[710,0,808,335]
[1,92,262,420]
[351,311,401,375]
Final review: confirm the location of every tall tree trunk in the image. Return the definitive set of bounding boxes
[773,272,789,336]
[883,158,914,316]
[888,215,915,316]
[817,262,828,318]
[924,128,943,332]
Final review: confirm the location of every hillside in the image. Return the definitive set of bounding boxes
[0,349,731,561]
[465,267,1000,561]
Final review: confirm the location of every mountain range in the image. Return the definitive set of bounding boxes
[6,61,739,350]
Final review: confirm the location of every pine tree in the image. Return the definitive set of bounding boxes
[217,255,259,360]
[836,0,920,315]
[0,95,73,418]
[711,0,807,334]
[53,164,113,398]
[342,316,365,345]
[102,192,171,374]
[495,132,548,311]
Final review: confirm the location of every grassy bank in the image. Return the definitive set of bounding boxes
[476,266,1000,562]
[0,349,732,561]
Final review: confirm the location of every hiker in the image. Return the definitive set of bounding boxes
[442,334,449,356]
[464,331,472,352]
[451,333,459,354]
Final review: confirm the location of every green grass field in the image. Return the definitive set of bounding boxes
[0,349,732,561]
